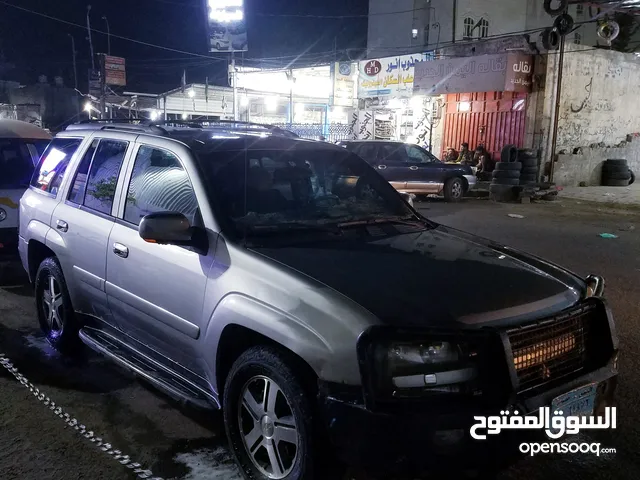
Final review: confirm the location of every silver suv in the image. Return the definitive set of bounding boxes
[19,120,618,478]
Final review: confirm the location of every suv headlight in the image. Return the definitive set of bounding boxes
[585,275,605,298]
[357,328,509,403]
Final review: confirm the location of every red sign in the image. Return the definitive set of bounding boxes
[364,60,382,77]
[104,55,126,86]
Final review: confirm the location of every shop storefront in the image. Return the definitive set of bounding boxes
[414,52,534,160]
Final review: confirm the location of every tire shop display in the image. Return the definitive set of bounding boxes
[517,148,539,185]
[543,0,568,16]
[601,159,632,187]
[491,144,521,196]
[630,170,636,185]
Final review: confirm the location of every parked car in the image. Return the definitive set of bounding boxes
[19,120,618,478]
[210,30,230,51]
[339,140,476,202]
[0,119,51,257]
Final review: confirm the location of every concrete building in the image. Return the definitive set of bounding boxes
[367,0,604,58]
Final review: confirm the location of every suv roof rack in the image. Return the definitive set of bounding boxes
[65,119,168,135]
[152,120,299,138]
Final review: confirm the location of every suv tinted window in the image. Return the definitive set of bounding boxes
[379,144,406,163]
[354,144,379,163]
[124,146,198,226]
[0,139,35,189]
[405,145,435,164]
[68,139,128,215]
[30,138,82,193]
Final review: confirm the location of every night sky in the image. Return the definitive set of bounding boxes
[0,0,368,93]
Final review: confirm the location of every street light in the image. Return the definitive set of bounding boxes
[84,101,93,112]
[102,15,111,55]
[188,89,196,98]
[182,113,188,120]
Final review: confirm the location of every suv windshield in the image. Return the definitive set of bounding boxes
[0,139,48,189]
[199,146,419,237]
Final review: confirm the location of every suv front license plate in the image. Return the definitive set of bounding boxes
[551,383,597,418]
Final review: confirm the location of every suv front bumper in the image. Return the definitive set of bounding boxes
[319,365,617,475]
[464,174,478,190]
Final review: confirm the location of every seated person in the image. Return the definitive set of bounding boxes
[443,146,459,163]
[474,146,495,181]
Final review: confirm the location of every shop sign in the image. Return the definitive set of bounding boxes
[414,52,533,95]
[104,56,126,86]
[330,62,356,107]
[358,53,432,98]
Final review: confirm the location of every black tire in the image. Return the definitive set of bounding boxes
[443,177,465,202]
[521,166,539,175]
[520,158,538,168]
[494,161,522,171]
[491,178,520,186]
[603,179,630,187]
[489,184,515,194]
[630,170,635,185]
[604,171,632,180]
[544,0,568,16]
[492,170,520,179]
[501,145,518,163]
[541,28,560,50]
[553,13,574,36]
[602,165,630,174]
[604,159,628,166]
[224,346,320,480]
[34,257,81,353]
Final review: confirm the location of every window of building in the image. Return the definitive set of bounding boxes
[574,32,582,45]
[124,146,199,226]
[68,139,128,215]
[463,17,475,38]
[477,19,489,38]
[576,4,584,16]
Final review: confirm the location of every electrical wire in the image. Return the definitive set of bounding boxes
[0,0,225,61]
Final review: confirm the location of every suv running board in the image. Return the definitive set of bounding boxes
[79,327,218,410]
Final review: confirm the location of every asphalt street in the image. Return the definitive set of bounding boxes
[1,197,639,480]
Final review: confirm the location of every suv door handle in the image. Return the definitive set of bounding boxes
[113,243,129,259]
[56,220,68,232]
[377,165,387,170]
[409,166,419,171]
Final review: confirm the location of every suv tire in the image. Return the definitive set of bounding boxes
[224,346,319,480]
[443,177,465,202]
[35,257,81,354]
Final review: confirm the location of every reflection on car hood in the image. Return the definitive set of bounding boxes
[250,226,584,328]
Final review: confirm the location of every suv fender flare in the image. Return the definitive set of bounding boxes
[203,293,363,391]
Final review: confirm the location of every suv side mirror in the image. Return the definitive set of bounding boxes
[139,212,193,245]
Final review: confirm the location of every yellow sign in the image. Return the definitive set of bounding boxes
[0,197,19,209]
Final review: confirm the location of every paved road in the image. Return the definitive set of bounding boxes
[1,198,638,480]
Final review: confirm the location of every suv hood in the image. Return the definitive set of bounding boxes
[250,226,584,328]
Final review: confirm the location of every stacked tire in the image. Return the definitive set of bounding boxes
[491,145,521,196]
[518,148,539,185]
[602,159,632,187]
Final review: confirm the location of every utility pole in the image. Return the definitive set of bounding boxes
[99,54,106,119]
[68,35,79,118]
[102,15,111,55]
[549,34,566,183]
[87,5,95,72]
[289,69,294,125]
[231,52,238,121]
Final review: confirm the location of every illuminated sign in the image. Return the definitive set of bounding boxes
[207,0,247,52]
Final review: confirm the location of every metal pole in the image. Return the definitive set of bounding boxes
[99,54,106,119]
[87,5,95,72]
[452,0,458,43]
[549,35,566,183]
[231,53,238,121]
[289,69,294,125]
[68,35,79,118]
[102,16,111,55]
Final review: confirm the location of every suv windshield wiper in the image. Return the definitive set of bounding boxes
[245,222,342,235]
[337,215,431,229]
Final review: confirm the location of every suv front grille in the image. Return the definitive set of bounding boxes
[507,304,596,392]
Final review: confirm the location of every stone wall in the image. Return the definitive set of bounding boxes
[554,135,640,187]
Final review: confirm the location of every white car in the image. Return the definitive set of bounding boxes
[0,119,51,257]
[211,32,230,51]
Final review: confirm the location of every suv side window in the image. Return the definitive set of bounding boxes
[124,146,199,227]
[380,144,405,164]
[405,145,435,164]
[30,138,83,194]
[68,139,128,215]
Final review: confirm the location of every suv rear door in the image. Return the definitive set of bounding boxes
[50,132,133,323]
[376,143,410,191]
[403,144,448,193]
[105,138,216,374]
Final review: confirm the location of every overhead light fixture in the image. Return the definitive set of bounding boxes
[188,89,196,98]
[388,98,403,110]
[412,28,419,39]
[265,96,278,112]
[333,106,344,116]
[240,95,249,107]
[84,101,92,112]
[459,101,471,112]
[150,110,159,121]
[411,96,424,109]
[182,113,188,120]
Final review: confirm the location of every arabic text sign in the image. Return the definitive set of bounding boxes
[331,62,356,107]
[104,55,126,86]
[414,53,533,95]
[358,54,429,98]
[470,406,616,441]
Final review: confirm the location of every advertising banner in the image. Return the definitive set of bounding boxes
[330,62,356,107]
[207,0,248,53]
[357,53,431,98]
[414,52,533,95]
[104,55,126,86]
